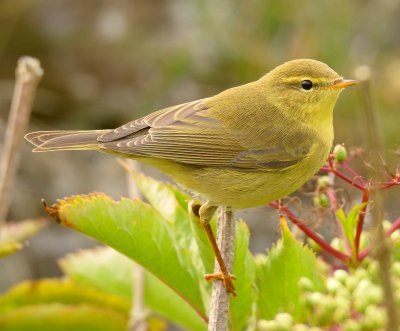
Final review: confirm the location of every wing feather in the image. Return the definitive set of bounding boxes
[99,98,311,170]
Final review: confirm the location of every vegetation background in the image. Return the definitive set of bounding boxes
[0,0,399,312]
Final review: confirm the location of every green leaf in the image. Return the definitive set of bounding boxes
[256,219,324,322]
[0,304,127,331]
[127,170,194,249]
[230,220,257,330]
[125,170,213,305]
[60,247,207,331]
[166,182,191,211]
[336,202,367,257]
[0,219,47,258]
[188,202,215,275]
[0,278,129,314]
[50,193,207,322]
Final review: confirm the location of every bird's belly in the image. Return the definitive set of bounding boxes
[139,142,330,209]
[187,167,312,209]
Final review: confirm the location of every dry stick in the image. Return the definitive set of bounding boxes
[125,159,147,331]
[357,69,398,330]
[0,56,43,221]
[208,207,235,331]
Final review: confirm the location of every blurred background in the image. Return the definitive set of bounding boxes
[0,0,399,311]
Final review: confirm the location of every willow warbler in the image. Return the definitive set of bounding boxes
[25,59,357,294]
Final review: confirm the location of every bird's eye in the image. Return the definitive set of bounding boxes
[301,80,313,90]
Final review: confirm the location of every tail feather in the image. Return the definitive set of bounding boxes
[25,130,111,152]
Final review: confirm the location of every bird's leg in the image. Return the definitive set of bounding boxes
[193,201,237,296]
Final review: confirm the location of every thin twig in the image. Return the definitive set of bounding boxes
[354,189,369,257]
[320,166,365,191]
[341,161,367,187]
[0,56,43,221]
[269,202,350,262]
[356,69,398,330]
[208,207,235,331]
[124,160,148,331]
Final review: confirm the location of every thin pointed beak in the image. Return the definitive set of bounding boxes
[329,79,359,89]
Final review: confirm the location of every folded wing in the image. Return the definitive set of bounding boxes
[99,98,311,171]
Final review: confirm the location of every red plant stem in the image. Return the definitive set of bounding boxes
[320,167,366,191]
[386,218,400,237]
[354,189,370,259]
[341,161,367,186]
[374,181,400,190]
[358,247,372,260]
[326,187,351,254]
[328,155,335,169]
[269,202,350,263]
[326,186,338,211]
[358,218,400,261]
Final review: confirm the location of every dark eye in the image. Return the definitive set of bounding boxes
[301,80,313,90]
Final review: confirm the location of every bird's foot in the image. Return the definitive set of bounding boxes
[205,272,237,297]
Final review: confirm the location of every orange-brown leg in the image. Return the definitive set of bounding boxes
[193,202,237,296]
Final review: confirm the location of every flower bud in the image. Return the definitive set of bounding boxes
[275,313,293,328]
[317,176,331,189]
[333,269,349,284]
[343,319,361,331]
[333,144,347,162]
[299,277,315,292]
[326,278,342,294]
[361,306,387,329]
[257,320,277,331]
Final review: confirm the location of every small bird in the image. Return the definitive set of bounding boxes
[25,59,358,295]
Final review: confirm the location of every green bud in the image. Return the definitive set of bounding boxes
[317,296,338,325]
[390,228,400,240]
[307,237,322,253]
[355,280,382,308]
[353,268,368,283]
[354,282,382,313]
[336,286,351,299]
[343,319,361,331]
[367,261,378,277]
[309,292,324,305]
[333,269,349,284]
[292,324,311,331]
[326,278,342,294]
[361,305,387,329]
[367,287,383,305]
[319,193,329,208]
[303,294,313,309]
[392,261,400,278]
[326,278,343,294]
[312,196,321,208]
[333,144,347,162]
[257,320,277,331]
[317,175,331,189]
[313,193,330,208]
[354,278,372,292]
[299,277,315,292]
[331,238,346,253]
[333,306,350,323]
[275,313,293,328]
[382,220,392,232]
[345,275,358,291]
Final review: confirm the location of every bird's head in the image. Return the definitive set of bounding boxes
[261,59,358,122]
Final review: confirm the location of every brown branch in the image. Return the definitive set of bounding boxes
[356,68,398,330]
[124,160,148,331]
[208,207,235,331]
[0,56,43,221]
